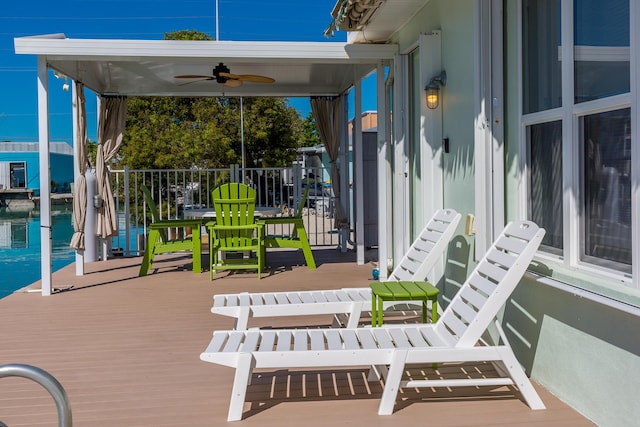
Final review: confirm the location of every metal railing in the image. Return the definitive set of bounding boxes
[108,164,338,257]
[0,364,72,427]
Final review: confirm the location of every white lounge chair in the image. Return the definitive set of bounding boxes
[211,208,461,329]
[201,220,546,421]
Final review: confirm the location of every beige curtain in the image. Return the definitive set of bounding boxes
[96,96,127,239]
[310,96,349,229]
[70,82,90,250]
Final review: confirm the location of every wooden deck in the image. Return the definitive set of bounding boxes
[0,249,593,426]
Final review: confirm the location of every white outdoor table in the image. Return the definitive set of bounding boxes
[183,206,281,219]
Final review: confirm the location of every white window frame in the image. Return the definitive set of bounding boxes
[518,0,639,289]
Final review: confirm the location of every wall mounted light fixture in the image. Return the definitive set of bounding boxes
[425,70,446,109]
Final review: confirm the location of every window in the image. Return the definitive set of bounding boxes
[527,120,563,252]
[9,162,26,189]
[581,109,631,271]
[522,0,632,277]
[522,0,562,114]
[574,0,630,103]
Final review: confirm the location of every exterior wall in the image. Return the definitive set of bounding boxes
[505,275,640,427]
[382,1,639,425]
[390,0,476,291]
[502,2,640,426]
[0,152,40,190]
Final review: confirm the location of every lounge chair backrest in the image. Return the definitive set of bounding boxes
[212,183,257,224]
[388,208,461,281]
[435,220,545,347]
[141,184,167,242]
[211,182,258,248]
[294,185,310,218]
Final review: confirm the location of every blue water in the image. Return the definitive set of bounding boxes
[0,206,144,299]
[0,206,76,299]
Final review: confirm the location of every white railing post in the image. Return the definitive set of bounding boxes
[124,166,131,257]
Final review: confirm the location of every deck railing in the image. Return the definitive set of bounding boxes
[108,164,338,257]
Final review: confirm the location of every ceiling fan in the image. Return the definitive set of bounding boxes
[174,62,275,87]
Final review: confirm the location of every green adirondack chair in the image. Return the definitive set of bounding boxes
[207,183,264,279]
[261,185,316,269]
[138,184,202,276]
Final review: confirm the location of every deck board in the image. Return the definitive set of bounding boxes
[0,249,592,426]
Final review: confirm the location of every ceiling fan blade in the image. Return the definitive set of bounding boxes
[218,71,275,84]
[217,71,240,80]
[236,74,276,83]
[174,75,214,79]
[178,78,212,86]
[224,79,243,88]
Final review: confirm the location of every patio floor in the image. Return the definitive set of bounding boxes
[0,248,593,426]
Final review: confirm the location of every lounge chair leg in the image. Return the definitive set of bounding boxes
[367,364,384,382]
[296,223,316,269]
[192,227,202,274]
[378,350,408,415]
[497,346,546,410]
[139,230,159,277]
[345,302,364,328]
[227,353,256,422]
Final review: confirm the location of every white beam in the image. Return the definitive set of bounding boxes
[37,56,52,296]
[353,79,365,265]
[376,62,391,279]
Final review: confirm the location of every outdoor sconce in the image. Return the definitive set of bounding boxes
[425,70,447,109]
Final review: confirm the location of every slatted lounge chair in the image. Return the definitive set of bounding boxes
[211,208,461,329]
[200,220,546,421]
[261,185,316,269]
[138,184,202,276]
[207,183,265,279]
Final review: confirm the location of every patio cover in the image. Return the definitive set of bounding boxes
[13,34,397,295]
[14,34,397,98]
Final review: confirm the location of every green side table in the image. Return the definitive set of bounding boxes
[370,281,439,327]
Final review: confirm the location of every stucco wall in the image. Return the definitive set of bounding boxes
[502,2,640,426]
[505,276,640,427]
[394,0,476,222]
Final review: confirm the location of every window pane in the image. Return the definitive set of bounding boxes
[9,162,26,189]
[582,109,631,269]
[528,121,563,251]
[522,0,562,114]
[574,0,629,103]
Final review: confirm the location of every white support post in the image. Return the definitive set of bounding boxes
[37,57,52,296]
[124,166,131,257]
[376,61,391,279]
[339,92,350,252]
[392,53,410,265]
[353,79,365,265]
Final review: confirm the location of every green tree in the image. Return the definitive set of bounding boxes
[164,29,213,41]
[300,113,321,147]
[118,30,304,170]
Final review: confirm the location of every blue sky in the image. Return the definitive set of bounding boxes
[0,0,376,144]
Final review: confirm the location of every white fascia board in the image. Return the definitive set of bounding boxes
[14,37,397,64]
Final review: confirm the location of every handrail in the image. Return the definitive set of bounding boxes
[0,364,72,427]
